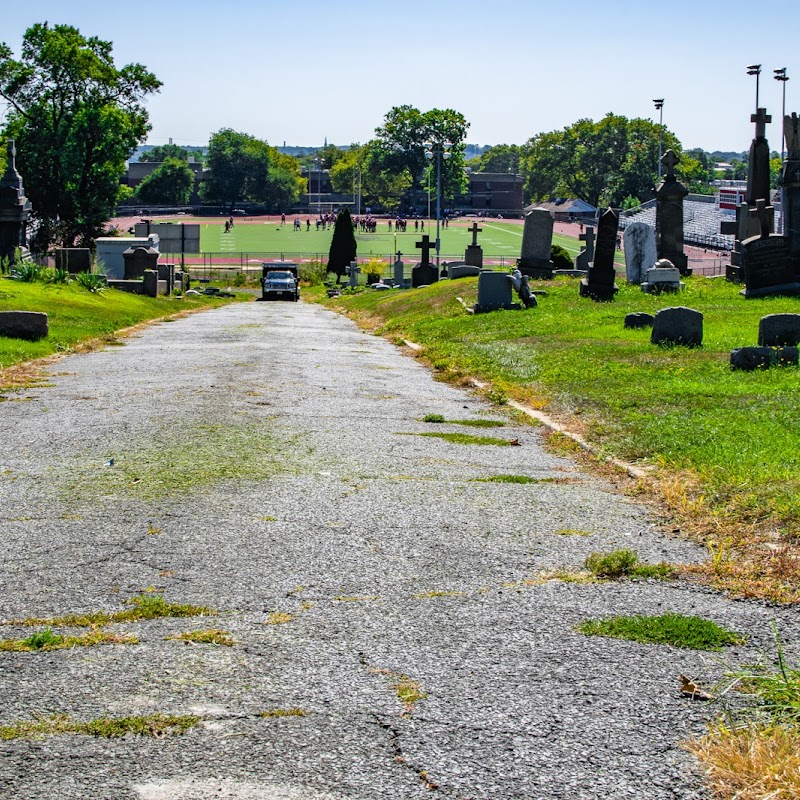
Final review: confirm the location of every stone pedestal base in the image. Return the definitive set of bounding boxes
[579,279,618,301]
[464,245,483,268]
[518,258,554,279]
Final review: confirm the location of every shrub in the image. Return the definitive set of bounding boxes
[299,260,327,286]
[40,267,70,284]
[10,262,40,282]
[74,272,107,293]
[550,244,572,270]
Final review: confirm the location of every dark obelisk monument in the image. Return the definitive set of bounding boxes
[579,208,619,301]
[0,140,32,266]
[723,108,773,281]
[655,150,689,276]
[781,113,800,274]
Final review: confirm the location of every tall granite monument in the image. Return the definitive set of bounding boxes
[0,140,32,266]
[655,150,690,276]
[723,108,774,281]
[579,209,619,301]
[464,222,483,268]
[518,207,554,278]
[781,113,800,273]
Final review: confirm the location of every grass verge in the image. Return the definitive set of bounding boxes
[413,432,513,446]
[0,278,241,387]
[576,612,745,650]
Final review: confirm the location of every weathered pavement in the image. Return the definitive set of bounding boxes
[0,300,796,799]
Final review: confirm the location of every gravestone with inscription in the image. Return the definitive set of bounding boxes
[412,235,438,287]
[575,225,595,272]
[474,271,520,314]
[393,251,405,287]
[655,150,690,276]
[123,246,159,280]
[740,199,800,297]
[464,222,484,268]
[347,261,361,288]
[624,222,657,284]
[518,208,554,277]
[580,209,619,301]
[0,140,32,266]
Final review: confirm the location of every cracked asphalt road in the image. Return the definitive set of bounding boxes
[1,299,797,799]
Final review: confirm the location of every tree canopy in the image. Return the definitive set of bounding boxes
[135,157,195,205]
[202,128,303,211]
[139,143,189,162]
[524,114,683,208]
[0,23,161,249]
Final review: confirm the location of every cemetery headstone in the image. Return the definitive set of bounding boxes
[730,346,799,371]
[740,199,800,297]
[464,222,484,268]
[579,209,619,301]
[624,312,655,329]
[347,261,361,288]
[143,270,159,297]
[758,313,800,346]
[54,248,91,274]
[641,258,684,294]
[393,251,405,287]
[474,271,520,314]
[781,113,800,273]
[0,310,48,340]
[651,306,703,347]
[624,222,657,285]
[724,108,774,282]
[449,264,482,280]
[412,235,438,287]
[123,246,159,280]
[518,208,554,278]
[655,150,690,276]
[0,140,32,266]
[575,225,595,272]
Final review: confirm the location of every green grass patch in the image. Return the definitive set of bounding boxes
[414,432,512,446]
[166,629,234,646]
[576,612,745,650]
[0,713,200,741]
[9,594,216,628]
[584,549,676,580]
[260,707,309,718]
[64,420,298,501]
[0,278,238,378]
[0,628,137,651]
[420,413,505,428]
[472,474,541,484]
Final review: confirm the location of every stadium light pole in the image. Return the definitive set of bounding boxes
[747,64,762,111]
[425,140,452,271]
[653,99,664,181]
[774,68,789,160]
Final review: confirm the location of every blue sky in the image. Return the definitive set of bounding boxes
[1,0,796,153]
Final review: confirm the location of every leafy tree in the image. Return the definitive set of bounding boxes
[139,143,188,162]
[524,114,680,208]
[329,141,411,211]
[373,105,469,208]
[476,144,525,175]
[135,157,195,204]
[327,208,356,280]
[202,128,302,210]
[0,23,161,249]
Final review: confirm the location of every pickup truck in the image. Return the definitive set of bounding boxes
[260,263,299,301]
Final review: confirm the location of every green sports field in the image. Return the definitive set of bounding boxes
[169,218,590,264]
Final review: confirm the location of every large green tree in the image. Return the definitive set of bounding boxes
[475,144,525,176]
[202,128,303,211]
[524,114,681,208]
[0,23,161,248]
[329,142,411,211]
[135,157,195,204]
[373,105,469,208]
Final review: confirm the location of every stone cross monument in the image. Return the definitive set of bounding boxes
[575,225,595,272]
[464,221,483,267]
[655,149,690,276]
[412,234,438,287]
[0,140,32,266]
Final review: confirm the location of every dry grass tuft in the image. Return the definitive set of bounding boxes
[685,723,800,799]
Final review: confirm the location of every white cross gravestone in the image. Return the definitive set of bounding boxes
[575,225,595,272]
[347,261,361,288]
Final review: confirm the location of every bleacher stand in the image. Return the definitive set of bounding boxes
[615,194,778,251]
